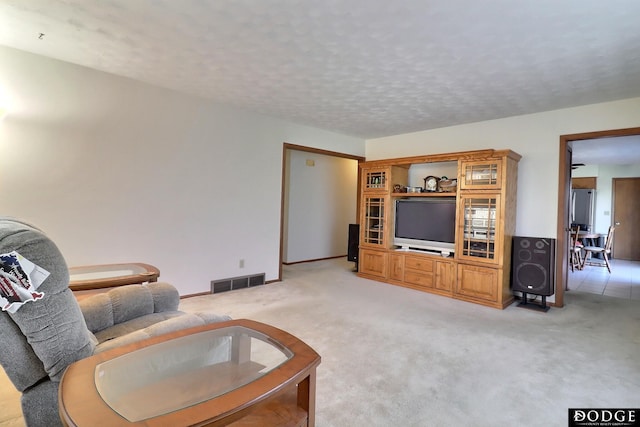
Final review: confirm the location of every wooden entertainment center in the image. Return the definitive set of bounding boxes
[357,149,521,309]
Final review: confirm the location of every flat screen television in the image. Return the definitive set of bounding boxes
[394,198,456,256]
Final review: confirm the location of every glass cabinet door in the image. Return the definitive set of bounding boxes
[362,196,386,246]
[363,167,389,192]
[458,195,500,263]
[460,160,502,189]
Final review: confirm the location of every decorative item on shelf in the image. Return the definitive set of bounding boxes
[423,176,439,192]
[407,186,422,193]
[438,177,457,193]
[393,184,407,193]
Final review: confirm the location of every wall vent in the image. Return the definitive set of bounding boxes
[211,273,266,294]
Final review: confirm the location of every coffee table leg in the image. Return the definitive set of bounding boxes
[231,332,251,364]
[297,369,317,427]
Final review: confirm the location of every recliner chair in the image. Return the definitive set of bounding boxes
[0,217,230,426]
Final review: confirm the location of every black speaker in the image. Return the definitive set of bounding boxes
[347,224,359,263]
[511,236,556,296]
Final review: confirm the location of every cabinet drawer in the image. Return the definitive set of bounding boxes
[404,270,434,288]
[404,256,434,272]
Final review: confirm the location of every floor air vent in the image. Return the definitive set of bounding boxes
[211,273,266,294]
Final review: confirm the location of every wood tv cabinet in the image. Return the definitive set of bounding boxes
[357,149,520,309]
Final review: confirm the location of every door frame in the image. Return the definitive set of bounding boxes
[556,126,640,307]
[278,143,365,281]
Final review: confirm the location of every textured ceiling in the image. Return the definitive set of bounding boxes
[1,0,640,140]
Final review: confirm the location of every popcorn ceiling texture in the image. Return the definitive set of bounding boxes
[1,0,640,138]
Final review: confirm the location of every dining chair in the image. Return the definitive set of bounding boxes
[580,226,615,273]
[569,226,583,272]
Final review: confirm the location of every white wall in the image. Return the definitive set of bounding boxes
[284,150,358,263]
[366,98,640,239]
[575,164,640,234]
[0,47,364,294]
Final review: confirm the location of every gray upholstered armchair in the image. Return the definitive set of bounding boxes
[0,218,230,426]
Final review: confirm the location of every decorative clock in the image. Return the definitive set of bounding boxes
[423,175,439,192]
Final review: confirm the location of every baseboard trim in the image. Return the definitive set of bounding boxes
[180,291,211,299]
[283,255,346,265]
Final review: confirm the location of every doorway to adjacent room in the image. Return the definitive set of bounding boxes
[278,143,364,281]
[556,127,640,307]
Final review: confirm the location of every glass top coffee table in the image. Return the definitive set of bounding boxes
[58,319,321,426]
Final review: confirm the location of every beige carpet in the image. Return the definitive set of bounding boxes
[2,257,639,426]
[0,367,22,427]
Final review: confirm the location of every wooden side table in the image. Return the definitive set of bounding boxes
[68,263,160,300]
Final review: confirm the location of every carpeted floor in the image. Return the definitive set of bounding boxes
[2,257,639,426]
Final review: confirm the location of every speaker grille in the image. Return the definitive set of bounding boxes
[347,223,359,262]
[511,236,556,296]
[515,263,547,292]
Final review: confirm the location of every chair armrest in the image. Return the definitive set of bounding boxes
[79,282,180,333]
[148,282,180,312]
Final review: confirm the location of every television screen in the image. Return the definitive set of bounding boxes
[395,199,456,244]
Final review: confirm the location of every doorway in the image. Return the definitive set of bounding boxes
[278,143,364,281]
[556,127,640,307]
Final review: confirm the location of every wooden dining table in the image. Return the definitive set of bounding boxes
[577,230,601,246]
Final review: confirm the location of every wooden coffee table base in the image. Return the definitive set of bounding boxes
[58,320,320,427]
[227,386,309,427]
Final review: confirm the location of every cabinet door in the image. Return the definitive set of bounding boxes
[362,167,391,193]
[456,264,498,302]
[457,194,502,264]
[389,253,404,281]
[359,249,388,279]
[459,160,502,190]
[434,260,455,293]
[360,195,388,248]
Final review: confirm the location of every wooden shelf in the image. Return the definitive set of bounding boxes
[227,387,307,427]
[392,192,456,197]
